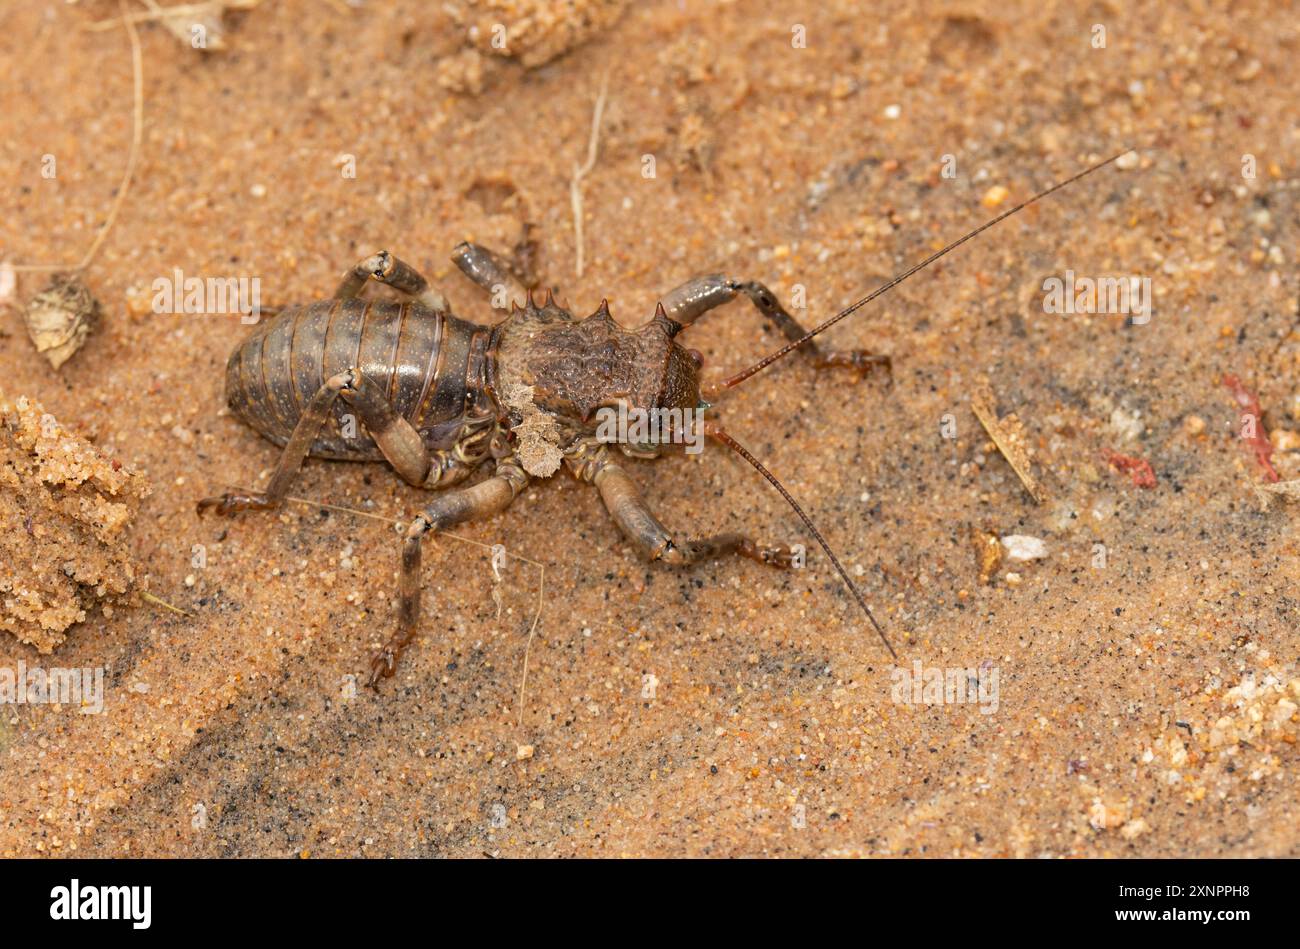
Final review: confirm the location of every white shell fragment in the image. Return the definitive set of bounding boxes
[1000,535,1048,561]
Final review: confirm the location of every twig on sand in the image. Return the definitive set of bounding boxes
[12,0,144,274]
[970,379,1044,504]
[140,590,193,617]
[515,566,546,735]
[570,72,610,279]
[87,0,259,31]
[86,1,212,31]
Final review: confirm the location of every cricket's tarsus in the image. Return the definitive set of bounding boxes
[721,149,1135,390]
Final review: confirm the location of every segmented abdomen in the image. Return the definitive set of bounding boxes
[224,298,493,460]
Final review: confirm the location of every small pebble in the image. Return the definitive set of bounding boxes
[1109,406,1144,441]
[1001,535,1048,561]
[1119,818,1149,840]
[981,185,1009,208]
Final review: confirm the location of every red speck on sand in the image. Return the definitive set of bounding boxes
[1103,449,1157,488]
[1222,373,1280,482]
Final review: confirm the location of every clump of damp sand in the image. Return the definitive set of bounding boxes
[0,394,148,652]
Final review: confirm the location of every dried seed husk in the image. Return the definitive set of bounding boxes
[23,273,98,370]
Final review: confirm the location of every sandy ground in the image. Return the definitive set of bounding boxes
[0,0,1297,857]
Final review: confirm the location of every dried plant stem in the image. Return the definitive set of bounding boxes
[12,0,144,274]
[570,73,610,279]
[140,590,192,617]
[86,1,227,31]
[515,566,545,734]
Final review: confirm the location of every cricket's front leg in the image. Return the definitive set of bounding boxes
[567,442,794,569]
[369,457,529,689]
[658,274,890,377]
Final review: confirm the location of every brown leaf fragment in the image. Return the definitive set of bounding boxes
[972,527,1003,585]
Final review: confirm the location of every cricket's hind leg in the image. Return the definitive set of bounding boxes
[369,456,530,689]
[333,250,449,311]
[567,442,795,570]
[197,370,433,516]
[657,273,890,377]
[451,241,531,310]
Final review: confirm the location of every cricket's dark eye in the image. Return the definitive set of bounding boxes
[687,349,704,368]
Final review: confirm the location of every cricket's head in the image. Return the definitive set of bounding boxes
[491,295,705,454]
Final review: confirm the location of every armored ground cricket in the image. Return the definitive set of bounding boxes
[199,151,1127,689]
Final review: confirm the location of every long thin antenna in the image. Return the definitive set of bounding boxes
[708,424,897,660]
[722,149,1134,389]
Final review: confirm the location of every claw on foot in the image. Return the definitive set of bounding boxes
[816,350,892,377]
[741,541,795,569]
[195,491,275,517]
[367,648,396,690]
[362,250,393,279]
